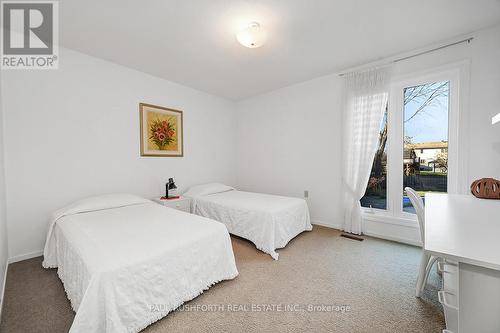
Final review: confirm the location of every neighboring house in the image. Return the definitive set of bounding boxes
[406,141,448,172]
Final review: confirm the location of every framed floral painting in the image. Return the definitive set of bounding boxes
[140,103,183,157]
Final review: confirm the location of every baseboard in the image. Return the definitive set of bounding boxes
[363,230,422,247]
[312,219,421,247]
[311,219,342,230]
[8,250,43,264]
[362,217,421,247]
[0,259,8,324]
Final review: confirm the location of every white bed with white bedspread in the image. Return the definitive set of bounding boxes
[42,194,238,333]
[184,184,312,260]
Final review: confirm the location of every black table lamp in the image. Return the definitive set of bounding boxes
[165,178,177,198]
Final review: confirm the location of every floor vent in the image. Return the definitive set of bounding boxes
[340,233,364,241]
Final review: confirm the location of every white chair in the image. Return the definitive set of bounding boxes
[405,187,439,297]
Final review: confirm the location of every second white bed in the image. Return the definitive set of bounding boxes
[186,185,312,260]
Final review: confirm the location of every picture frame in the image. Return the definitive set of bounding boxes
[140,103,184,157]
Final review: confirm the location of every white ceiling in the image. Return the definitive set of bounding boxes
[60,0,500,100]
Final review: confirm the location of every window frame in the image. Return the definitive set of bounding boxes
[361,63,469,227]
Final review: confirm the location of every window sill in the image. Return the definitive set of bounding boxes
[361,210,419,229]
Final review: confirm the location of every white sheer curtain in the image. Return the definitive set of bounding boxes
[341,67,391,235]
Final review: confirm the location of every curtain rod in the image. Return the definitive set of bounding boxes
[338,37,473,76]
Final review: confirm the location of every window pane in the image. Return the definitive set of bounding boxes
[361,105,388,210]
[403,81,449,214]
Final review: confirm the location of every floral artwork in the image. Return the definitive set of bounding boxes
[140,103,183,156]
[149,118,175,150]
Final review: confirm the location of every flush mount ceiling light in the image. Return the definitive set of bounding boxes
[236,22,267,48]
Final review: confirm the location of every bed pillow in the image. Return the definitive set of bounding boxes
[53,194,151,221]
[183,183,235,197]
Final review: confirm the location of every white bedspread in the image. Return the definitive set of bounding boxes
[42,195,238,333]
[189,191,312,260]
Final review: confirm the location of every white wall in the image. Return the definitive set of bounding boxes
[236,75,343,228]
[1,48,237,260]
[236,25,500,241]
[0,72,9,314]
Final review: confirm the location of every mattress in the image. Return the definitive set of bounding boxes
[189,190,312,260]
[43,195,238,333]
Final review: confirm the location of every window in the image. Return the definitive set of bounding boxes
[361,69,458,220]
[402,81,449,214]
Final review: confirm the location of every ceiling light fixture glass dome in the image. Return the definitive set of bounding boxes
[236,22,267,48]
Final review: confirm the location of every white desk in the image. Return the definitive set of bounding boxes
[426,194,500,333]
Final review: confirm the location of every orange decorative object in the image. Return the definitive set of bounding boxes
[470,178,500,199]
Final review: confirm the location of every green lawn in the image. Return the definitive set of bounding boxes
[419,171,448,177]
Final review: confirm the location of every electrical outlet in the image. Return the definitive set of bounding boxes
[304,190,309,198]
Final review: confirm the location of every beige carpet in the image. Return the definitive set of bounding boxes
[0,226,445,333]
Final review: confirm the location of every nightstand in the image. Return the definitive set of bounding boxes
[153,197,191,213]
